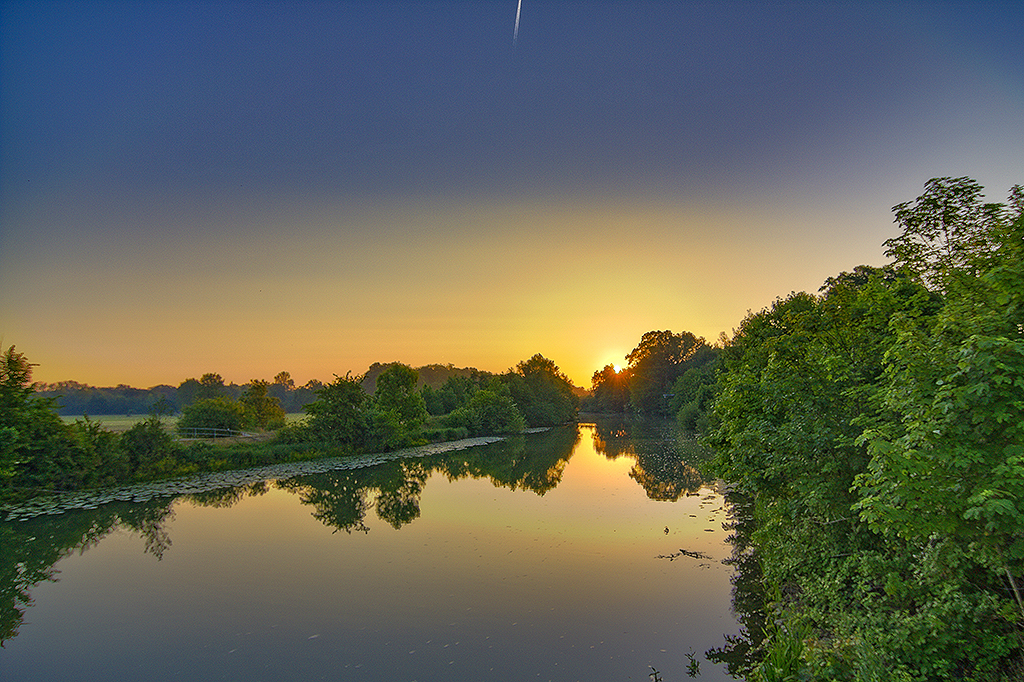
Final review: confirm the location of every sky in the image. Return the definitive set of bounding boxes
[2,0,1022,389]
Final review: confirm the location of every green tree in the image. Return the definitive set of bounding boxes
[239,379,285,430]
[883,176,1010,291]
[667,353,719,433]
[436,374,480,414]
[503,354,578,427]
[303,374,368,447]
[420,384,443,415]
[269,371,295,409]
[288,379,322,414]
[855,187,1024,621]
[373,363,428,430]
[176,377,201,407]
[120,417,179,476]
[196,373,226,401]
[148,396,175,419]
[177,397,245,435]
[443,385,526,436]
[626,330,706,414]
[0,346,78,495]
[589,364,630,413]
[707,179,1023,679]
[0,346,36,483]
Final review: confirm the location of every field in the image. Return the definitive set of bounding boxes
[59,413,308,432]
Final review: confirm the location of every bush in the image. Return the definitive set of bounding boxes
[120,417,179,476]
[362,407,406,452]
[443,389,526,436]
[303,375,367,445]
[178,397,245,435]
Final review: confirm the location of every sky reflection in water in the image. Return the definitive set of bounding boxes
[1,422,738,681]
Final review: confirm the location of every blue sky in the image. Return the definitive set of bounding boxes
[2,1,1022,387]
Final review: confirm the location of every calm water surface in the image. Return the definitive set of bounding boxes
[1,421,740,681]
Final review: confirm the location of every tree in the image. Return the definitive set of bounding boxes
[373,364,428,430]
[443,386,526,436]
[120,416,178,475]
[0,346,75,494]
[176,377,201,407]
[436,374,480,414]
[177,397,245,435]
[504,354,578,426]
[883,176,1010,291]
[196,373,226,401]
[420,384,443,415]
[707,179,1024,678]
[855,191,1024,620]
[626,330,706,414]
[304,374,368,447]
[240,379,285,430]
[269,371,295,409]
[0,346,41,485]
[589,364,630,413]
[667,353,719,433]
[148,396,175,419]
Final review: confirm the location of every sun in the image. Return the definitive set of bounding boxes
[613,364,623,373]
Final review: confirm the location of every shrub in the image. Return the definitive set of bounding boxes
[178,397,245,435]
[120,417,179,476]
[443,389,526,436]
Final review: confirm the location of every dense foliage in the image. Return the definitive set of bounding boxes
[584,329,720,431]
[707,178,1023,681]
[296,355,576,452]
[4,176,1020,677]
[504,354,579,427]
[34,372,322,416]
[177,397,246,435]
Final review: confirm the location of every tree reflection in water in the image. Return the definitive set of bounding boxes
[185,481,270,509]
[0,498,175,644]
[591,417,711,500]
[276,460,431,533]
[0,421,730,651]
[275,426,580,534]
[705,492,767,680]
[437,425,579,495]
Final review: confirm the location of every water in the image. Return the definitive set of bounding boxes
[0,420,740,681]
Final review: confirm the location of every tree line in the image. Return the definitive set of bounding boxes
[0,350,578,501]
[33,372,322,416]
[3,175,1021,678]
[704,178,1023,680]
[582,329,721,434]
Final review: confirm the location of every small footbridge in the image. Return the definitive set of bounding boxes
[176,427,258,440]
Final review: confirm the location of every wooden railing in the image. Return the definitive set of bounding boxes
[177,427,255,439]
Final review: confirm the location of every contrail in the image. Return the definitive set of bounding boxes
[513,0,522,47]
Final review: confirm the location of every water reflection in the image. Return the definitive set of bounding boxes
[277,461,431,533]
[187,481,270,509]
[706,492,767,679]
[1,421,733,666]
[437,426,579,495]
[0,498,175,643]
[592,417,710,501]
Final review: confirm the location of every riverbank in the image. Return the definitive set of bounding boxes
[1,433,522,521]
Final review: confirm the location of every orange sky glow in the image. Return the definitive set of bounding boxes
[3,2,1021,390]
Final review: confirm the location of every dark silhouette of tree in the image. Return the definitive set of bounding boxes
[626,330,706,414]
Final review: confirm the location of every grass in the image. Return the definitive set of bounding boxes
[60,413,308,432]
